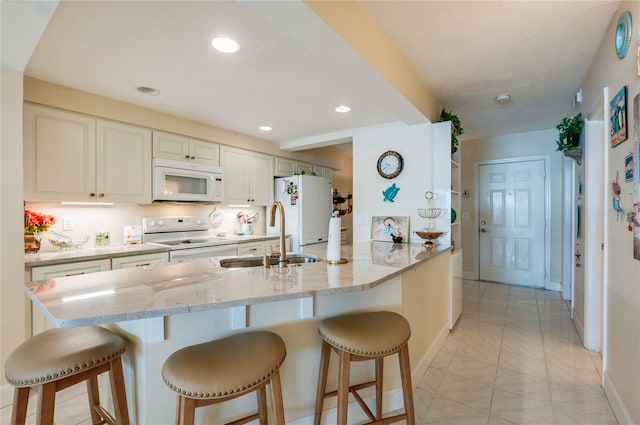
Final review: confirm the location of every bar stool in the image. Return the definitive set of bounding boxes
[162,330,286,425]
[5,326,130,425]
[314,311,415,425]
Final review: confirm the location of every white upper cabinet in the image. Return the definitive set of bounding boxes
[294,161,313,175]
[152,130,220,166]
[313,164,333,180]
[96,120,152,203]
[220,146,274,206]
[24,104,152,203]
[274,157,295,177]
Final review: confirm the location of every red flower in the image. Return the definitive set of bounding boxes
[24,209,56,232]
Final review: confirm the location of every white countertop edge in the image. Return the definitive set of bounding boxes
[26,242,450,327]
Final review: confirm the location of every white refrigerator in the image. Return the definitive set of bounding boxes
[269,175,333,251]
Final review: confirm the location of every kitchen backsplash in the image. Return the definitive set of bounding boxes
[24,203,267,252]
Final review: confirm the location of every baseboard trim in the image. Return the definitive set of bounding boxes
[462,271,477,280]
[546,280,562,292]
[288,324,450,425]
[1,384,13,409]
[572,309,585,345]
[603,371,634,425]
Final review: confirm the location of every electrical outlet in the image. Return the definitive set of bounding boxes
[62,217,74,231]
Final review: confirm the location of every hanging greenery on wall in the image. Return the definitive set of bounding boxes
[439,108,464,155]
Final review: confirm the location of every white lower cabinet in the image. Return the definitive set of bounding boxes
[112,252,168,269]
[29,252,168,335]
[30,259,111,335]
[236,238,291,257]
[237,241,265,256]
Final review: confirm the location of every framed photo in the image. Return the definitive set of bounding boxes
[610,86,628,148]
[371,216,409,243]
[625,152,634,182]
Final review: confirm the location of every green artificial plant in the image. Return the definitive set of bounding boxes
[555,113,584,151]
[439,108,464,155]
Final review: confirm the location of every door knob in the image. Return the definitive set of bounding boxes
[480,228,486,233]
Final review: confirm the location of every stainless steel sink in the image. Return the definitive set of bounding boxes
[219,254,320,268]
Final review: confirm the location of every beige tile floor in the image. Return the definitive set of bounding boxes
[1,280,618,425]
[411,280,618,425]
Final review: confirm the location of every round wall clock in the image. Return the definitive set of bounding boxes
[377,150,404,179]
[615,11,632,59]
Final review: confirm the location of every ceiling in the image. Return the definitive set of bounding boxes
[25,1,620,148]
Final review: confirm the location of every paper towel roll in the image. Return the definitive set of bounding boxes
[326,217,342,261]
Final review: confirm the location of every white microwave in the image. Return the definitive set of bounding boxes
[153,158,223,203]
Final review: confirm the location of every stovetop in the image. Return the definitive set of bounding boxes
[142,216,235,250]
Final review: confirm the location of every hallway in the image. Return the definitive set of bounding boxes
[412,280,618,424]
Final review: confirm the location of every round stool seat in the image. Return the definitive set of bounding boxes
[318,311,410,358]
[162,331,286,400]
[5,326,126,387]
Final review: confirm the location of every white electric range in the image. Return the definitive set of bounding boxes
[142,216,237,263]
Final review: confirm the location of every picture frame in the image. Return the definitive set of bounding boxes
[610,86,628,148]
[371,216,409,243]
[625,152,634,182]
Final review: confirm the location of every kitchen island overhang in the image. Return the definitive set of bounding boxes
[25,242,452,424]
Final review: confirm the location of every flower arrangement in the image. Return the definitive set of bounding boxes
[24,209,56,233]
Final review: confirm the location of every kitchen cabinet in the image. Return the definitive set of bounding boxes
[294,161,313,175]
[152,130,220,166]
[220,146,274,206]
[30,259,111,335]
[24,104,152,203]
[111,252,168,269]
[274,157,295,177]
[236,241,265,256]
[313,164,332,180]
[236,238,291,256]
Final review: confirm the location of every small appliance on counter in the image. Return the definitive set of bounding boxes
[142,217,236,263]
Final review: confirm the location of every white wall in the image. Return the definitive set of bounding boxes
[460,128,563,284]
[0,0,58,395]
[578,2,640,423]
[352,122,434,244]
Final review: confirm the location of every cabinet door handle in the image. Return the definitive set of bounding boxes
[65,272,86,277]
[99,193,105,198]
[190,156,195,160]
[135,263,151,267]
[90,192,96,198]
[249,248,258,251]
[185,155,190,159]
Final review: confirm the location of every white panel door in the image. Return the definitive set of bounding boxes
[479,160,546,287]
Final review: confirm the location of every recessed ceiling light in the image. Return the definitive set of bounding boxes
[495,94,511,104]
[335,105,351,113]
[211,37,239,53]
[258,126,272,131]
[136,86,159,96]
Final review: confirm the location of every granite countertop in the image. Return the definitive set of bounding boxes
[25,241,450,328]
[24,234,282,268]
[24,243,171,268]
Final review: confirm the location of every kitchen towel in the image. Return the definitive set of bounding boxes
[326,217,342,261]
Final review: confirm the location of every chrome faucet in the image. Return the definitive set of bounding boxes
[269,201,288,268]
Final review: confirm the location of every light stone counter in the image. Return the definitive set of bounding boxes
[25,241,451,425]
[24,243,170,269]
[25,241,448,328]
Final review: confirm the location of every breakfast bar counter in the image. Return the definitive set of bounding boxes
[26,241,452,424]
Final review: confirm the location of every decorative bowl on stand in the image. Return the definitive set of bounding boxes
[415,230,446,248]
